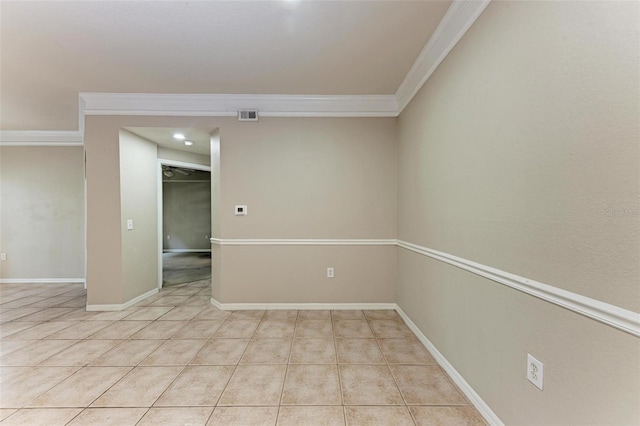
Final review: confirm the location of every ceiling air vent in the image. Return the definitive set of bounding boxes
[238,110,259,122]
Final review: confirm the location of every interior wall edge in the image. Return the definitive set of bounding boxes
[395,304,504,426]
[395,0,492,112]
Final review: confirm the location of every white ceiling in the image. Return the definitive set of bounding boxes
[125,127,212,156]
[0,0,451,131]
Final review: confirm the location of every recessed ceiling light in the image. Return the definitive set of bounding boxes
[173,133,185,140]
[184,140,194,146]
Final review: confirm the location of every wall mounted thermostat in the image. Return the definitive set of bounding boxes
[235,205,247,216]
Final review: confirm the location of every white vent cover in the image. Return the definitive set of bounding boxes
[238,110,259,121]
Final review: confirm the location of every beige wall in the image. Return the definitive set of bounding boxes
[0,146,85,280]
[220,118,397,239]
[85,116,397,306]
[220,245,396,303]
[85,117,123,305]
[119,130,158,301]
[396,1,640,424]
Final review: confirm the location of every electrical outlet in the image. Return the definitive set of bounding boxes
[327,267,334,278]
[527,354,544,390]
[0,253,6,261]
[167,234,171,240]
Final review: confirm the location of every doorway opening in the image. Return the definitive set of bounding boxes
[158,160,212,288]
[123,125,215,291]
[161,163,212,287]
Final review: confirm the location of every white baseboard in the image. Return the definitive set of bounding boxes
[210,297,396,311]
[86,288,158,311]
[395,306,504,426]
[0,278,85,284]
[163,249,211,253]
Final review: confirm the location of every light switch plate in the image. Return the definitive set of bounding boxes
[127,219,134,230]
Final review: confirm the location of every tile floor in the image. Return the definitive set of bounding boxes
[0,280,486,425]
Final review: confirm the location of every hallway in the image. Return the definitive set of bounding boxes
[0,280,485,425]
[163,252,212,287]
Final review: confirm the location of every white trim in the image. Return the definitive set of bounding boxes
[210,238,396,246]
[207,237,640,336]
[396,305,504,426]
[163,249,211,253]
[395,0,491,112]
[1,1,489,141]
[397,240,640,338]
[0,278,85,284]
[210,297,396,311]
[86,288,158,311]
[0,130,83,146]
[80,93,399,118]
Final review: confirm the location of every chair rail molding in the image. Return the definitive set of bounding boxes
[210,238,397,246]
[397,239,640,338]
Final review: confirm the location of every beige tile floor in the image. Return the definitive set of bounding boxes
[0,281,486,425]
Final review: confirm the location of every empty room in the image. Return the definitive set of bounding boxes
[0,1,638,425]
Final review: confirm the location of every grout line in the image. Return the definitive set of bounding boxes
[330,309,347,425]
[367,313,418,425]
[2,281,483,424]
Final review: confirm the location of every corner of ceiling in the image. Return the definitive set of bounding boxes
[0,0,490,146]
[395,0,492,114]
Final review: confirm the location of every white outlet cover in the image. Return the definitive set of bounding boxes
[527,354,544,390]
[126,219,134,230]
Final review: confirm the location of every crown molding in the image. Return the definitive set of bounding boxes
[395,0,491,113]
[0,130,83,146]
[80,93,399,118]
[1,0,490,140]
[77,1,490,119]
